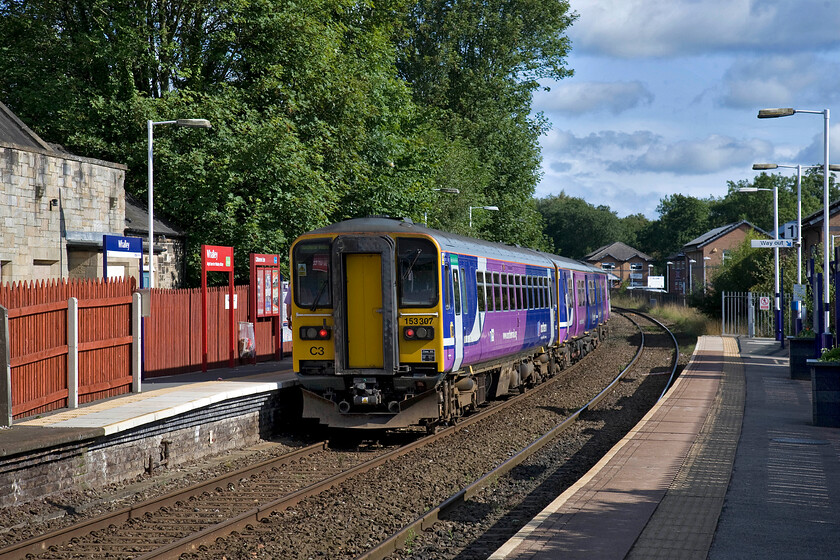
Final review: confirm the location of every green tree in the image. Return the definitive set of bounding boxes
[641,194,712,260]
[537,192,623,258]
[396,0,577,249]
[0,0,449,284]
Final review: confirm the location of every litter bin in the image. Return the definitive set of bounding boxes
[238,321,255,360]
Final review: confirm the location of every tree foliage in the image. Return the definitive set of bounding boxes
[0,0,576,283]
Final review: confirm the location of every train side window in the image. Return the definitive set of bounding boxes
[445,265,452,310]
[487,272,495,311]
[549,276,555,308]
[507,274,514,311]
[537,277,543,308]
[501,274,509,311]
[529,277,536,309]
[515,275,522,310]
[476,271,486,312]
[567,277,574,307]
[540,276,548,307]
[493,273,501,312]
[461,269,468,315]
[453,269,462,315]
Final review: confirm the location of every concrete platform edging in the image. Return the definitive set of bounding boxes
[490,335,737,560]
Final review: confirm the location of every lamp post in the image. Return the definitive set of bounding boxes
[469,205,499,228]
[688,258,696,294]
[738,183,781,341]
[751,163,840,333]
[758,107,831,349]
[666,261,673,293]
[703,256,711,293]
[147,118,211,288]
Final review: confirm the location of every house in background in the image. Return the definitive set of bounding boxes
[584,242,655,288]
[0,101,185,287]
[800,200,840,262]
[668,221,768,295]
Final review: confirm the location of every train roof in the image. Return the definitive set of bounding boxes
[300,216,606,275]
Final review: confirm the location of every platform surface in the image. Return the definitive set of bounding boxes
[0,358,296,457]
[491,335,840,559]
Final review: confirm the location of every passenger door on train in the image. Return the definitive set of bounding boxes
[345,253,383,368]
[450,256,464,370]
[331,235,397,375]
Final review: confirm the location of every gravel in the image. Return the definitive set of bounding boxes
[0,313,687,560]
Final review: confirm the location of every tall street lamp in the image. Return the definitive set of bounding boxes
[703,256,711,293]
[147,118,212,288]
[469,205,499,228]
[738,183,781,341]
[752,163,840,333]
[688,258,696,294]
[666,261,673,293]
[758,107,831,349]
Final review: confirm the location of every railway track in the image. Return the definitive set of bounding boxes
[356,309,679,560]
[1,311,676,560]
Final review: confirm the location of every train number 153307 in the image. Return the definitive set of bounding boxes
[404,316,434,326]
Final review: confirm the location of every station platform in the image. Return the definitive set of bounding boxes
[490,335,840,560]
[0,358,297,458]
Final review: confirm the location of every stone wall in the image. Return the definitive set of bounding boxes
[0,390,288,508]
[0,143,127,284]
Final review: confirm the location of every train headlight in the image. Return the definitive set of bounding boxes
[300,326,331,340]
[403,326,434,340]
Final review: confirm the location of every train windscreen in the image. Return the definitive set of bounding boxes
[397,238,438,307]
[293,240,332,309]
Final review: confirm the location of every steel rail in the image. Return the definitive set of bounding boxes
[0,441,328,560]
[137,329,609,558]
[612,306,681,400]
[354,311,671,560]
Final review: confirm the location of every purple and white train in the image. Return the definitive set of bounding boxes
[290,216,610,430]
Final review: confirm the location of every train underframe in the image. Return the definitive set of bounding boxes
[300,323,610,431]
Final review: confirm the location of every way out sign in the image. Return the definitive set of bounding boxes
[751,239,794,248]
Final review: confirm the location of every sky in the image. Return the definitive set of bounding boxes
[532,0,840,219]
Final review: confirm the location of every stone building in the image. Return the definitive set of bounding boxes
[0,101,185,287]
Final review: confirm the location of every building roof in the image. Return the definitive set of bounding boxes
[0,101,53,151]
[583,241,654,263]
[802,199,840,228]
[683,221,768,250]
[124,192,184,238]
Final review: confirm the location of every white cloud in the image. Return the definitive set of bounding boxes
[719,55,840,109]
[535,81,654,115]
[609,135,773,174]
[544,129,771,175]
[569,0,840,58]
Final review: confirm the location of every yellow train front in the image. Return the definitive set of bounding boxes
[291,217,447,430]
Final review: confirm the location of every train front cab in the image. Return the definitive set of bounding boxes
[292,232,446,429]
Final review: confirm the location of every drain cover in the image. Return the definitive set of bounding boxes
[771,437,829,445]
